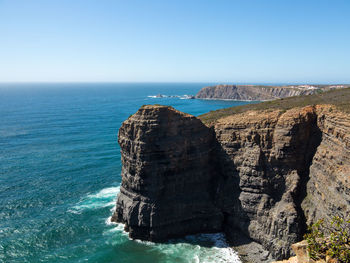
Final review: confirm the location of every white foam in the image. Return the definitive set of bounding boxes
[133,238,156,246]
[88,186,120,199]
[104,223,125,233]
[183,233,241,263]
[105,216,116,225]
[106,230,241,263]
[75,185,241,263]
[70,186,120,212]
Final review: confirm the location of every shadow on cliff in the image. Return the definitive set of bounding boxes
[294,118,323,237]
[209,134,253,247]
[208,113,324,251]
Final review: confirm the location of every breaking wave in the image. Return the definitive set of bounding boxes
[71,185,241,262]
[70,186,120,212]
[105,220,241,263]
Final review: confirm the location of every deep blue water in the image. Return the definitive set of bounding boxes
[0,83,254,263]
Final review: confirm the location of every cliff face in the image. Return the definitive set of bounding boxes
[112,104,350,260]
[195,85,317,101]
[302,106,350,224]
[111,105,223,241]
[214,106,322,259]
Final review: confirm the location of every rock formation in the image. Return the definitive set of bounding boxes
[195,85,348,101]
[302,106,350,225]
[112,104,350,261]
[111,105,223,241]
[272,240,338,263]
[214,106,322,259]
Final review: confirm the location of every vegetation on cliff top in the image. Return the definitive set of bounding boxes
[199,87,350,125]
[304,216,350,262]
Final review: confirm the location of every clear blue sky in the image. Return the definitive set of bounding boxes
[0,0,349,83]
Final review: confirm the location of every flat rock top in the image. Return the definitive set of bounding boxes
[140,105,172,109]
[137,105,194,118]
[215,109,281,126]
[214,105,326,127]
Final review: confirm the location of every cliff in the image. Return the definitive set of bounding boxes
[111,105,223,241]
[112,89,350,261]
[302,106,350,225]
[213,106,322,259]
[195,84,349,101]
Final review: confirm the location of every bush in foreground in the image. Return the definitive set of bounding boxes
[304,216,350,262]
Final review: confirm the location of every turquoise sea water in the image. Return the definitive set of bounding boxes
[0,83,254,263]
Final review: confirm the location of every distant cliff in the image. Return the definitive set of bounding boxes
[195,84,348,101]
[112,89,350,262]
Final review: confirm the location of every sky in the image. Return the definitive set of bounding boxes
[0,0,349,83]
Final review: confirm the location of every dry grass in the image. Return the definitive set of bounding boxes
[199,88,350,125]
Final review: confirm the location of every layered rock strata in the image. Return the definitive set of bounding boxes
[195,85,318,101]
[302,106,350,224]
[214,106,322,259]
[195,85,349,101]
[112,104,350,261]
[111,105,223,241]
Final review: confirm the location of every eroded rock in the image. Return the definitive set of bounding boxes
[111,105,223,241]
[112,104,350,261]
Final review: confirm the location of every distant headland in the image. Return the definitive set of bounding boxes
[195,84,350,101]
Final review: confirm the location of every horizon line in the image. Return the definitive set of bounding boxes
[0,81,349,85]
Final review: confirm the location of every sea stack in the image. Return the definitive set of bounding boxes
[111,105,223,241]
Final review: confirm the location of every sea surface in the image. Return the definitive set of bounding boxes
[0,83,255,263]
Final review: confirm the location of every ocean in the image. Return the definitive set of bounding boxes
[0,83,254,263]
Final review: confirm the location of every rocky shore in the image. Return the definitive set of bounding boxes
[111,90,350,261]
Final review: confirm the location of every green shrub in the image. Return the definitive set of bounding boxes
[304,216,350,262]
